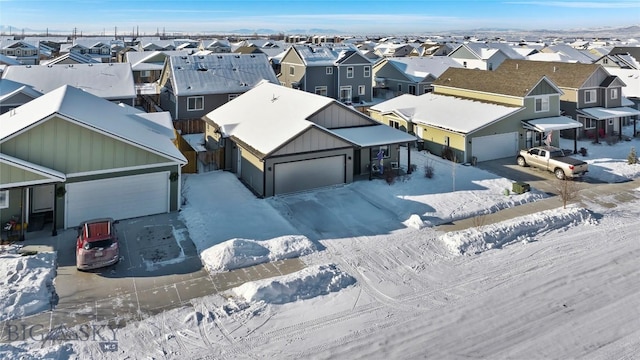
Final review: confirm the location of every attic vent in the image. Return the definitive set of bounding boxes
[47,65,52,68]
[232,68,237,71]
[217,55,223,59]
[199,56,204,59]
[69,64,73,67]
[26,65,31,68]
[234,55,240,58]
[181,56,187,59]
[250,54,255,58]
[176,66,183,70]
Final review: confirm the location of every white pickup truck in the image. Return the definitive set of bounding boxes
[516,146,588,180]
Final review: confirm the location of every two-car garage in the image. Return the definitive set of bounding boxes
[471,132,519,162]
[273,155,346,195]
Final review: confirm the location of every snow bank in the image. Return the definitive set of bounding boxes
[0,252,57,321]
[440,207,596,256]
[0,344,73,360]
[403,214,426,229]
[200,235,317,273]
[231,264,356,304]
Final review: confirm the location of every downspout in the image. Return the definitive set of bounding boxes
[177,164,182,211]
[407,144,412,174]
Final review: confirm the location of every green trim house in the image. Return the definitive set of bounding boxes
[0,85,186,233]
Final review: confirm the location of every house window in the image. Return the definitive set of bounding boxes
[389,120,400,129]
[0,190,8,209]
[289,66,295,76]
[358,85,366,96]
[364,66,370,78]
[584,89,597,104]
[444,136,450,147]
[347,66,354,78]
[140,70,151,78]
[187,96,204,111]
[397,84,402,93]
[488,62,493,71]
[315,86,328,96]
[611,88,618,100]
[326,67,333,75]
[535,96,549,112]
[584,118,596,129]
[603,58,608,64]
[408,84,416,95]
[463,61,467,68]
[228,94,241,101]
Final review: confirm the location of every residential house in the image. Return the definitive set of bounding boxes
[278,44,374,104]
[202,81,416,197]
[495,60,640,142]
[157,53,279,121]
[379,66,582,163]
[200,39,232,53]
[447,42,525,70]
[0,79,42,114]
[538,44,599,64]
[61,39,112,63]
[125,50,190,95]
[40,51,100,65]
[374,43,415,58]
[371,56,463,99]
[0,39,40,65]
[1,63,137,106]
[0,85,186,231]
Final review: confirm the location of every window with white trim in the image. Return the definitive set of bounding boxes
[610,88,618,100]
[584,89,597,104]
[397,84,402,93]
[326,67,333,75]
[584,118,596,129]
[364,66,370,78]
[315,86,327,96]
[535,96,549,112]
[289,66,295,76]
[389,120,400,129]
[0,190,8,209]
[347,66,354,78]
[140,70,151,78]
[408,84,416,95]
[187,96,204,111]
[358,85,365,96]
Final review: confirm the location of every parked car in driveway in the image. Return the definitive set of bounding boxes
[76,218,120,270]
[516,146,588,180]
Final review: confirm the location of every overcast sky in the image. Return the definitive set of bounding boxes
[0,0,638,35]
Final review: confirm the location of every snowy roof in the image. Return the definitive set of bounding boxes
[604,68,640,98]
[577,106,640,120]
[126,50,190,71]
[40,52,100,65]
[384,57,463,82]
[0,79,42,102]
[370,93,522,134]
[168,54,278,96]
[0,85,186,164]
[0,54,22,65]
[332,125,416,147]
[460,42,525,60]
[1,63,136,100]
[522,116,583,132]
[203,82,332,156]
[293,44,363,66]
[527,52,577,63]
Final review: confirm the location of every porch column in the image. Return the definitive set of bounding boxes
[619,118,623,141]
[594,120,600,144]
[574,128,578,154]
[634,117,637,138]
[51,186,57,237]
[407,144,412,174]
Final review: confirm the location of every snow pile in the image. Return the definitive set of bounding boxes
[440,207,596,256]
[0,344,73,360]
[0,252,57,321]
[231,264,356,304]
[403,214,426,229]
[200,235,317,272]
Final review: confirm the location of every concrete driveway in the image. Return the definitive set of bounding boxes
[475,156,605,195]
[1,212,303,342]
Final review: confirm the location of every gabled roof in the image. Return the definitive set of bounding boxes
[604,68,640,98]
[433,67,561,98]
[203,81,335,156]
[495,59,604,89]
[0,153,66,187]
[292,44,363,66]
[1,63,136,100]
[380,57,463,83]
[0,54,23,65]
[40,51,100,65]
[452,42,525,60]
[544,44,597,64]
[0,79,42,102]
[167,54,278,96]
[0,85,186,164]
[370,93,522,134]
[126,50,190,71]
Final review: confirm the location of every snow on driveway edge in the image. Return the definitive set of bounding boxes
[440,206,596,256]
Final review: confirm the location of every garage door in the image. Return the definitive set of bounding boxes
[274,155,345,195]
[472,132,518,162]
[65,172,169,228]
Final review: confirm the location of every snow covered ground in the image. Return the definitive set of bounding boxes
[2,128,640,359]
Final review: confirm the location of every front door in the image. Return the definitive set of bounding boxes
[31,184,54,214]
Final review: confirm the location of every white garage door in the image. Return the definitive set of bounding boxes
[274,155,345,195]
[472,132,519,162]
[65,172,169,228]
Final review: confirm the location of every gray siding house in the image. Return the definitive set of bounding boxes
[278,45,374,104]
[158,53,279,121]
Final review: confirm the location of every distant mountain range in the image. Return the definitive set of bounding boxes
[1,24,638,39]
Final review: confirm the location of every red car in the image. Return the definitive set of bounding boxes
[76,218,120,271]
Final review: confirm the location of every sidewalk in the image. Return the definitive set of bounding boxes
[435,179,640,233]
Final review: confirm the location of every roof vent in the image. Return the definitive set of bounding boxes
[217,55,223,59]
[553,66,557,72]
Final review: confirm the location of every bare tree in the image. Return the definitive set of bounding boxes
[555,178,580,209]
